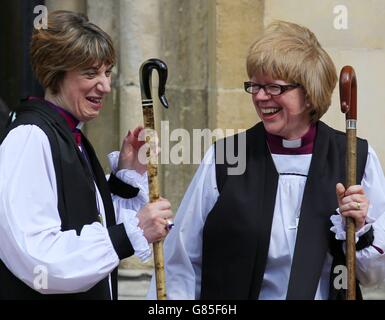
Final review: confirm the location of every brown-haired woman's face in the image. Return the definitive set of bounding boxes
[57,63,113,122]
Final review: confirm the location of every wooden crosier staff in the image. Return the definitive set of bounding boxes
[139,58,169,300]
[339,65,357,300]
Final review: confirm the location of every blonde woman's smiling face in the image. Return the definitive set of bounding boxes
[250,74,311,140]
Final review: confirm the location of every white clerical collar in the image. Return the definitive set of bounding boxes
[266,123,317,155]
[282,138,302,148]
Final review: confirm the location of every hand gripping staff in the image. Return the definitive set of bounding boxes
[139,59,169,300]
[339,65,357,300]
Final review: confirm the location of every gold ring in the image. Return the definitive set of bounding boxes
[356,202,360,210]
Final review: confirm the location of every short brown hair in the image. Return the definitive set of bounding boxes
[246,21,337,122]
[30,10,115,94]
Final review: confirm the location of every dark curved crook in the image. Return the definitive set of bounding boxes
[139,58,169,108]
[339,65,357,120]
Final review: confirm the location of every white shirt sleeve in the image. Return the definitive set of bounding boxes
[355,145,385,286]
[107,151,151,262]
[147,145,219,299]
[0,125,120,294]
[107,151,149,209]
[329,145,385,286]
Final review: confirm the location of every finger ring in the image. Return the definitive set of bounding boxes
[166,219,174,231]
[356,202,360,210]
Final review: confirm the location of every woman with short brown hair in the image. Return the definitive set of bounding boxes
[0,10,172,300]
[30,11,115,96]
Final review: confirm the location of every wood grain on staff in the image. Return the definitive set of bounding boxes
[340,65,357,300]
[140,59,169,300]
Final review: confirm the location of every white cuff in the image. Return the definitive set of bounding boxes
[120,208,152,262]
[107,151,123,174]
[330,212,375,242]
[107,151,149,203]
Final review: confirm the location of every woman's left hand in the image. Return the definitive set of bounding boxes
[336,183,369,231]
[117,126,147,175]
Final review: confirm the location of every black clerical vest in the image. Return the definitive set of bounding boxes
[200,121,368,300]
[0,99,134,300]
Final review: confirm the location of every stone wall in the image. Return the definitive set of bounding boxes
[208,0,264,131]
[159,0,210,211]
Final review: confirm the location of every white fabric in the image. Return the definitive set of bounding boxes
[330,213,374,242]
[107,152,151,262]
[282,138,301,148]
[147,144,385,300]
[108,151,149,205]
[0,125,149,295]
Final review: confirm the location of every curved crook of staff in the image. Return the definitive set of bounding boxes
[139,58,169,300]
[339,65,357,300]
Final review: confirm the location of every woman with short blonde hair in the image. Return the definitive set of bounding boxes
[148,20,385,300]
[246,21,337,122]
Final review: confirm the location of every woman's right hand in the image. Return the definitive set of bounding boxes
[336,183,369,231]
[117,126,147,174]
[137,198,173,243]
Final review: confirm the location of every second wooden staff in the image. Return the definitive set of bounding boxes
[139,58,169,300]
[339,65,357,300]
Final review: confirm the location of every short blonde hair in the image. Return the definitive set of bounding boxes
[246,21,337,122]
[30,10,115,94]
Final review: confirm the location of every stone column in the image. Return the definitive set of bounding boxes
[159,0,210,209]
[118,0,161,141]
[156,0,264,216]
[117,0,162,271]
[46,0,86,13]
[85,1,120,171]
[208,0,264,131]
